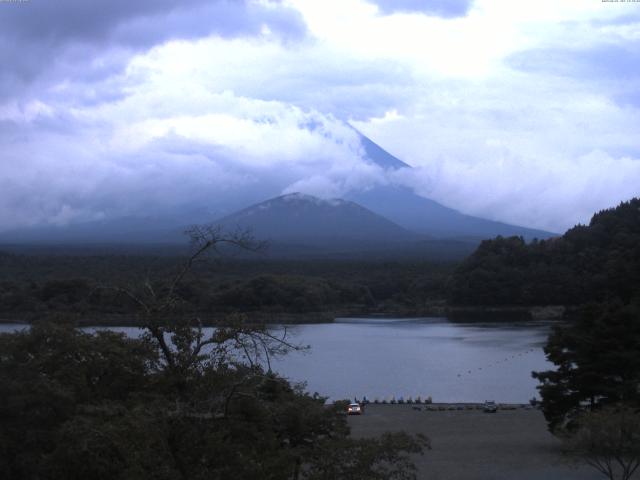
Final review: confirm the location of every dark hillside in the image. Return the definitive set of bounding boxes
[0,253,454,323]
[448,198,640,306]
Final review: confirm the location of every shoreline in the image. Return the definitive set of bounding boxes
[347,401,537,410]
[0,304,571,327]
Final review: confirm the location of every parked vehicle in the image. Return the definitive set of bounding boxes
[483,401,497,413]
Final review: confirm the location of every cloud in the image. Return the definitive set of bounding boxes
[392,149,640,233]
[117,34,417,122]
[0,0,306,100]
[1,0,640,235]
[368,0,473,18]
[508,43,640,81]
[0,0,305,46]
[0,89,388,230]
[354,73,640,232]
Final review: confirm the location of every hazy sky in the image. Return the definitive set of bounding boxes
[1,0,639,232]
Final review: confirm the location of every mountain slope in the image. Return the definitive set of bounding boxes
[215,192,418,247]
[213,192,479,259]
[351,131,556,240]
[355,128,410,169]
[346,183,554,240]
[0,128,556,249]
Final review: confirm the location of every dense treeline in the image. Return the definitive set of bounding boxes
[0,254,453,321]
[0,229,428,479]
[448,198,640,306]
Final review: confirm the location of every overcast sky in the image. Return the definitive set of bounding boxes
[1,0,639,233]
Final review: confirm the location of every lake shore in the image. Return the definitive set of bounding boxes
[0,311,338,326]
[348,404,604,480]
[0,304,571,327]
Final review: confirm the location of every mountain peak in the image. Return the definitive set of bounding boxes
[214,193,417,248]
[353,127,410,170]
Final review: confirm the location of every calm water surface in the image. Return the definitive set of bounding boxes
[271,317,553,403]
[0,317,554,403]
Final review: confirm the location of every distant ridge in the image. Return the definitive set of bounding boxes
[214,192,418,246]
[351,130,556,240]
[212,192,477,259]
[0,126,556,251]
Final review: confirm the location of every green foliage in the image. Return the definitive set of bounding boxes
[0,255,453,320]
[211,275,374,312]
[532,302,640,432]
[0,321,426,479]
[0,322,155,478]
[448,198,640,306]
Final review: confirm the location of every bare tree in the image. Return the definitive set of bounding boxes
[107,224,302,374]
[562,405,640,480]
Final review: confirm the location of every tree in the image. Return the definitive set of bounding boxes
[532,301,640,432]
[0,225,428,479]
[0,321,156,479]
[562,405,640,480]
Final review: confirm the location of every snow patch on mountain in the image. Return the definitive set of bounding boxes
[279,192,347,207]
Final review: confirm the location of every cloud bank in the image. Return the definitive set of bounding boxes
[1,0,639,234]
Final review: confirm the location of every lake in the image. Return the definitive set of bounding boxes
[0,317,554,403]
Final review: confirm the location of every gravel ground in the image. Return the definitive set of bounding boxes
[347,404,617,480]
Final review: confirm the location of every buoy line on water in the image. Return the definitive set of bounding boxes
[455,347,539,378]
[350,347,542,405]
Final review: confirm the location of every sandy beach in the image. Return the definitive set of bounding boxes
[348,404,615,480]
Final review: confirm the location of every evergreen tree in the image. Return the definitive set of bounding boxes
[533,302,640,431]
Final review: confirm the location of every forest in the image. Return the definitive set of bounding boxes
[0,253,453,324]
[448,198,640,307]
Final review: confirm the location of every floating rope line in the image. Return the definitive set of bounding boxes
[353,348,542,404]
[455,347,539,378]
